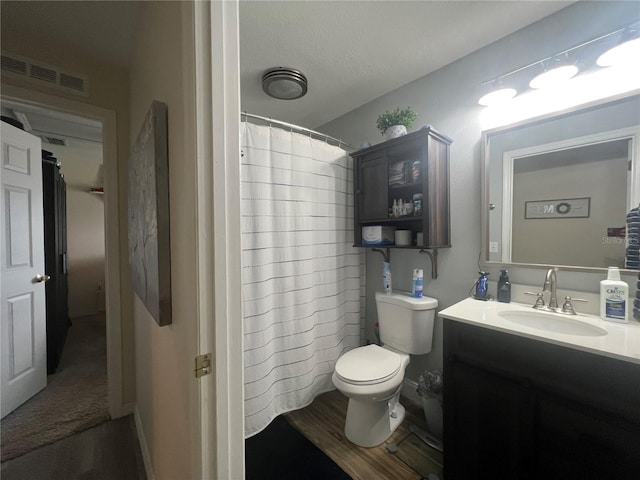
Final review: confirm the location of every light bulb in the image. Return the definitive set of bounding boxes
[597,37,640,67]
[478,87,517,106]
[529,65,578,89]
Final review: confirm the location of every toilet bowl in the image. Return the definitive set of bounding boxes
[332,344,410,447]
[332,291,438,448]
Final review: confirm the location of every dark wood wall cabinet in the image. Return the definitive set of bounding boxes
[42,154,70,374]
[351,127,452,277]
[443,320,640,479]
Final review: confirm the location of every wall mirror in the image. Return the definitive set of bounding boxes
[482,93,640,272]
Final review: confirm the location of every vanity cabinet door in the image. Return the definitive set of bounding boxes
[532,391,640,480]
[445,359,534,479]
[444,320,640,480]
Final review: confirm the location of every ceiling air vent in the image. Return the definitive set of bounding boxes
[30,63,57,84]
[1,51,89,97]
[43,136,67,147]
[59,73,85,93]
[1,54,27,75]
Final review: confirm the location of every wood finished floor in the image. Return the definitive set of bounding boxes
[286,390,443,480]
[0,415,146,480]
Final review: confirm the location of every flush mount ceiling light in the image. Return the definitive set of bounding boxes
[262,67,308,100]
[597,26,640,67]
[529,56,578,90]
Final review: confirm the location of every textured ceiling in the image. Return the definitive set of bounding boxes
[239,1,574,129]
[1,0,574,135]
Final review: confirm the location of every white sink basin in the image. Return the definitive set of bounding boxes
[498,310,608,337]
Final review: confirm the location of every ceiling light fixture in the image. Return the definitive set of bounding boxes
[262,67,308,100]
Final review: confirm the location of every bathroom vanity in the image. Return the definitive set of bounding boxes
[440,298,640,479]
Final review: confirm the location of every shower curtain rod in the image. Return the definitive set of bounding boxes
[241,112,353,150]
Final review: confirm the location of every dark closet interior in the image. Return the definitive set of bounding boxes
[42,149,69,373]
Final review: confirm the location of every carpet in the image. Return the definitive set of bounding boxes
[245,415,352,480]
[1,313,109,462]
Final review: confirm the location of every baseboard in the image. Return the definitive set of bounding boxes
[401,378,422,407]
[109,400,135,419]
[134,407,155,480]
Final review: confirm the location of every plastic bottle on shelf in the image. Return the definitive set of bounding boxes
[383,262,392,294]
[412,269,424,298]
[413,193,423,216]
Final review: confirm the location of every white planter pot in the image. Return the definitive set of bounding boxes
[383,125,407,141]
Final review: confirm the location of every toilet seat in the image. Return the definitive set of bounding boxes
[335,345,403,386]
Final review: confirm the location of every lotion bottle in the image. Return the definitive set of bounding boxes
[600,266,629,323]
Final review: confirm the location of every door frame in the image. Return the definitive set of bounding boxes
[193,1,243,478]
[1,84,127,418]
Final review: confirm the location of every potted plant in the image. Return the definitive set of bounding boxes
[376,107,417,140]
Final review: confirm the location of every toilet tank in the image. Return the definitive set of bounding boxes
[375,292,438,354]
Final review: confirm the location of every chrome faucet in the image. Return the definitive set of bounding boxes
[542,268,559,310]
[525,267,588,314]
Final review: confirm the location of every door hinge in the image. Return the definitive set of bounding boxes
[194,353,212,378]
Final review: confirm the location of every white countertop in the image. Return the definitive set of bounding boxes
[439,297,640,365]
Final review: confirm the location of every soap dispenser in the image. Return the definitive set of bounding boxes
[497,269,511,303]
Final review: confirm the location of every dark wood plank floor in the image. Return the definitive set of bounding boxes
[0,415,146,480]
[2,391,440,480]
[286,390,443,480]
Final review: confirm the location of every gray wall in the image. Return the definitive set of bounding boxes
[512,154,627,268]
[318,1,639,381]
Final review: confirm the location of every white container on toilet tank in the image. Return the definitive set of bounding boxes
[376,292,437,354]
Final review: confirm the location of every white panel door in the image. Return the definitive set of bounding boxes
[0,122,47,418]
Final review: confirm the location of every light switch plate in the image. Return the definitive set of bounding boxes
[489,241,499,253]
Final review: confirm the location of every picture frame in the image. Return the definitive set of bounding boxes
[127,101,172,326]
[524,197,591,219]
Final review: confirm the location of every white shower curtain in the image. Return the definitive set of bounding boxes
[241,122,361,438]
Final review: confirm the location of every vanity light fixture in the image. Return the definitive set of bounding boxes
[478,80,517,107]
[477,19,639,107]
[597,25,640,67]
[262,67,308,100]
[529,56,579,90]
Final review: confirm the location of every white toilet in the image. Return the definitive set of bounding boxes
[332,291,438,447]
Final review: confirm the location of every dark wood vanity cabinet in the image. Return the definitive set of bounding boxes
[352,127,452,248]
[443,320,640,480]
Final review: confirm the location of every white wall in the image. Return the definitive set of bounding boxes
[49,141,106,318]
[128,2,199,478]
[319,1,639,382]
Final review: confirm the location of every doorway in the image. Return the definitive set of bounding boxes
[1,85,127,431]
[0,98,115,460]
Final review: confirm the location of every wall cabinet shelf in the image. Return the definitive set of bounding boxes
[352,127,452,250]
[443,320,640,479]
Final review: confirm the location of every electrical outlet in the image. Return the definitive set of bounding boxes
[489,241,499,253]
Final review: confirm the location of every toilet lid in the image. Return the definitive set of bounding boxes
[335,344,402,385]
